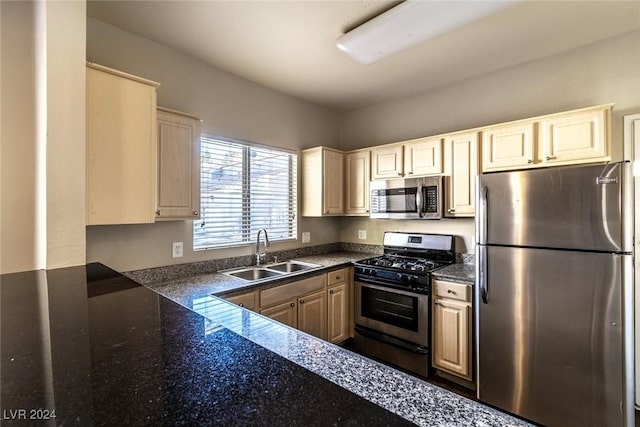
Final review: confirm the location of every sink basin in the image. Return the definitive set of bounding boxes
[226,268,283,281]
[221,260,322,282]
[266,261,320,273]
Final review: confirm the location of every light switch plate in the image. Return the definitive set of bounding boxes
[358,230,367,240]
[301,232,310,243]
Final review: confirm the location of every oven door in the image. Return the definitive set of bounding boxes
[354,279,429,347]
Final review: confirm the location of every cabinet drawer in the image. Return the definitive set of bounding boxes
[260,274,326,308]
[433,279,471,303]
[327,268,348,286]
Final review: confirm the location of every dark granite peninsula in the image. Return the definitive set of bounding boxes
[1,263,529,426]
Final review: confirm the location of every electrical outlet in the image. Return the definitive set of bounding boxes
[358,230,367,240]
[172,242,184,258]
[301,232,311,243]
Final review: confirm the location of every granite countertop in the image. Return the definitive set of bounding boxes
[1,262,529,426]
[134,251,373,309]
[432,263,476,284]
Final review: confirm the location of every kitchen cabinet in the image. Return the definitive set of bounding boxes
[481,104,612,172]
[371,145,403,179]
[326,268,350,344]
[403,137,444,177]
[297,290,327,339]
[224,291,257,311]
[260,299,297,328]
[371,138,443,180]
[444,132,478,217]
[301,147,344,216]
[156,108,201,221]
[432,279,472,381]
[259,274,327,339]
[86,63,160,225]
[481,122,536,172]
[345,150,371,216]
[539,106,610,165]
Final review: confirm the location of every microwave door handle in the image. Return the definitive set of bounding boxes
[416,184,424,218]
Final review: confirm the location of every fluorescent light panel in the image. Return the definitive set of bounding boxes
[336,0,523,65]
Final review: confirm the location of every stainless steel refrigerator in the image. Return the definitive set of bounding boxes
[475,161,634,426]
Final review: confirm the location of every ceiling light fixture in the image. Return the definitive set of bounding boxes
[336,0,523,65]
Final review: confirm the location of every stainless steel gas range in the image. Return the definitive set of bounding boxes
[353,232,455,377]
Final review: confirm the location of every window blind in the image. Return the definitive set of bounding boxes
[194,136,297,250]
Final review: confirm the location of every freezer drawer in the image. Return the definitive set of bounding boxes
[477,246,625,426]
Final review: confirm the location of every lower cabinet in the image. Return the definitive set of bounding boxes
[224,291,257,311]
[432,279,473,381]
[260,299,297,328]
[256,267,352,343]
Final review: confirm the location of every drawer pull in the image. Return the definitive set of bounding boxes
[299,300,304,304]
[290,303,295,307]
[336,276,341,280]
[447,290,457,295]
[238,303,244,307]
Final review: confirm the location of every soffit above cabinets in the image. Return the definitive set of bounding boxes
[87,1,640,113]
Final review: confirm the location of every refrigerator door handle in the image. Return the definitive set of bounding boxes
[479,245,488,304]
[478,185,488,245]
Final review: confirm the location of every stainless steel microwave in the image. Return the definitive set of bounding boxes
[370,176,443,219]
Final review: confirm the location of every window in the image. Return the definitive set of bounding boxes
[194,136,297,250]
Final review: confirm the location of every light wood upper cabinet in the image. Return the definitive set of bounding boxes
[156,108,201,221]
[404,137,444,177]
[539,107,609,165]
[86,63,160,225]
[481,105,612,172]
[345,150,370,216]
[444,132,478,217]
[301,147,344,216]
[482,122,536,172]
[432,279,472,381]
[371,145,403,179]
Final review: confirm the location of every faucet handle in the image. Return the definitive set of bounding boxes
[273,255,278,263]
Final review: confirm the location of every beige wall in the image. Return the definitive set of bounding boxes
[85,18,341,271]
[338,29,640,252]
[0,1,85,274]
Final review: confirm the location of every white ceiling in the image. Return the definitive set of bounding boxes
[87,1,640,113]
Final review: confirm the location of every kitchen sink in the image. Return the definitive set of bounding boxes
[226,268,283,281]
[221,260,322,282]
[266,261,320,273]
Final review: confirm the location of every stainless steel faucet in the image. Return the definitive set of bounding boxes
[255,228,270,265]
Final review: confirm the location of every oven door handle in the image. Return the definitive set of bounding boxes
[354,276,429,295]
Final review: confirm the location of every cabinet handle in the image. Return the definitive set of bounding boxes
[527,159,533,164]
[155,210,161,216]
[336,276,341,280]
[398,172,403,176]
[434,300,440,305]
[545,156,556,161]
[448,208,456,213]
[408,171,413,175]
[238,303,244,307]
[290,303,295,307]
[447,289,457,295]
[193,210,199,216]
[299,300,304,304]
[329,290,334,295]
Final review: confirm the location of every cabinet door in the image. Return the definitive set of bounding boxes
[345,150,370,216]
[432,297,472,380]
[260,300,297,328]
[539,108,609,165]
[445,132,478,217]
[481,122,536,172]
[327,283,348,344]
[371,145,403,179]
[156,109,201,220]
[323,149,344,215]
[404,137,443,177]
[86,65,159,225]
[225,292,256,311]
[297,290,326,340]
